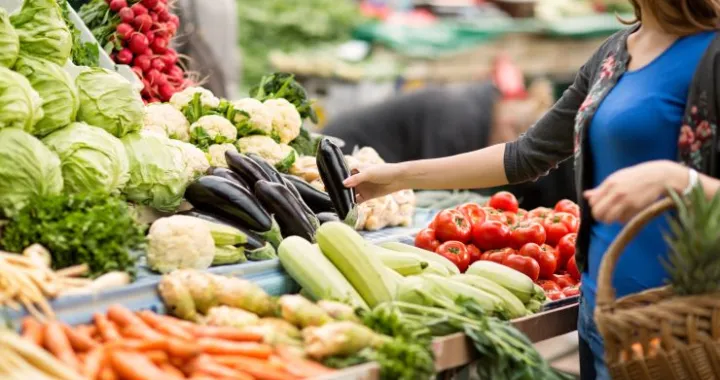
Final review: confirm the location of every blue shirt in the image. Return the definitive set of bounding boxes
[582,31,715,312]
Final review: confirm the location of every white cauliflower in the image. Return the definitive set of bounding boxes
[147,215,215,274]
[190,115,237,145]
[235,135,297,172]
[170,86,221,110]
[232,98,273,135]
[143,103,191,142]
[167,139,210,179]
[264,98,301,144]
[208,143,237,168]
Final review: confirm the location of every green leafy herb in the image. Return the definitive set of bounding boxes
[1,192,145,277]
[56,0,99,67]
[289,127,321,156]
[250,72,318,123]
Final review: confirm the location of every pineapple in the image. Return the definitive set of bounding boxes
[663,184,720,295]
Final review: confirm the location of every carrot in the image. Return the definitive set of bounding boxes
[212,355,296,380]
[110,350,168,380]
[189,355,255,380]
[118,338,168,352]
[107,304,146,328]
[274,345,335,377]
[62,323,99,352]
[191,325,264,342]
[144,349,169,365]
[137,310,195,341]
[167,338,201,359]
[159,363,187,379]
[94,313,121,341]
[120,324,166,341]
[44,321,80,370]
[82,346,105,379]
[98,365,118,380]
[21,317,44,346]
[198,339,272,359]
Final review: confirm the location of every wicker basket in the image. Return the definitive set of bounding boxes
[595,197,720,380]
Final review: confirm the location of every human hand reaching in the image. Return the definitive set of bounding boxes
[343,163,406,203]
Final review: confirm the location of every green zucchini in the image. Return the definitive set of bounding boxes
[379,242,460,275]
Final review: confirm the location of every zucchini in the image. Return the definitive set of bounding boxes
[225,151,273,186]
[208,167,250,189]
[379,242,460,275]
[213,245,247,266]
[201,219,247,246]
[451,274,528,318]
[422,274,508,318]
[281,174,335,214]
[316,222,394,308]
[370,245,428,276]
[278,236,368,309]
[184,176,282,247]
[316,139,357,226]
[254,180,316,241]
[466,261,545,303]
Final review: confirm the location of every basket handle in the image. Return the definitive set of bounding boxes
[595,197,676,310]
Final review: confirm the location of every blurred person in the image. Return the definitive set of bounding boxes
[342,1,720,379]
[322,79,577,209]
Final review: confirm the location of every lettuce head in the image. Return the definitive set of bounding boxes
[0,9,19,68]
[0,66,43,132]
[121,132,190,212]
[0,128,63,217]
[15,55,79,137]
[76,68,143,138]
[10,0,72,66]
[42,122,129,195]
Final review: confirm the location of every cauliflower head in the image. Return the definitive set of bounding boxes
[168,139,210,179]
[147,215,215,274]
[264,98,301,144]
[190,115,237,148]
[232,98,273,136]
[170,86,221,110]
[143,103,191,141]
[208,143,237,168]
[235,135,297,172]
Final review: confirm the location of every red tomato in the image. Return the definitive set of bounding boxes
[456,203,487,225]
[436,241,471,273]
[518,243,557,279]
[542,214,574,246]
[516,208,528,220]
[415,228,440,252]
[434,210,472,243]
[566,255,581,282]
[562,286,580,298]
[428,218,437,229]
[537,279,561,293]
[556,233,577,269]
[488,191,519,213]
[484,248,515,264]
[509,222,546,249]
[552,273,576,288]
[503,211,519,226]
[479,252,491,261]
[502,254,540,282]
[482,207,505,222]
[472,220,511,251]
[527,207,553,220]
[546,289,566,301]
[554,199,580,218]
[541,244,559,261]
[556,212,579,233]
[466,244,483,265]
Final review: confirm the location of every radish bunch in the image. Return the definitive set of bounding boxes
[105,0,189,103]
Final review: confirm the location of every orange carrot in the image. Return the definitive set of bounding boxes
[94,313,121,342]
[62,323,99,352]
[159,363,187,379]
[110,350,168,380]
[82,346,105,379]
[275,345,335,377]
[118,338,168,352]
[189,355,255,380]
[191,325,264,342]
[107,305,146,328]
[120,324,165,341]
[167,338,201,359]
[44,321,80,370]
[144,350,169,365]
[197,339,272,359]
[213,355,296,380]
[21,317,44,346]
[137,311,194,341]
[98,365,117,380]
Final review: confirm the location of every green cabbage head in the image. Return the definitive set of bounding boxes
[121,132,190,212]
[76,68,144,138]
[0,9,19,68]
[10,0,72,66]
[42,122,129,195]
[0,128,63,217]
[0,66,43,132]
[15,55,79,137]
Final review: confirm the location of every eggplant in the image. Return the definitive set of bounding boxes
[225,151,273,187]
[281,174,334,214]
[247,153,284,183]
[316,212,340,224]
[316,138,357,225]
[254,180,316,241]
[184,176,282,246]
[208,167,249,189]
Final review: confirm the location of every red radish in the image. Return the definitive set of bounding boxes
[155,4,169,21]
[142,0,159,9]
[128,33,149,54]
[116,48,134,64]
[154,29,168,39]
[146,97,160,104]
[151,37,168,54]
[150,12,159,23]
[141,80,152,97]
[131,66,144,78]
[167,65,184,82]
[151,57,166,72]
[158,83,175,102]
[133,14,152,32]
[118,7,134,23]
[116,23,134,40]
[165,22,177,36]
[160,49,177,67]
[146,69,167,85]
[168,14,179,27]
[145,30,155,44]
[130,3,148,16]
[133,54,152,72]
[109,0,127,12]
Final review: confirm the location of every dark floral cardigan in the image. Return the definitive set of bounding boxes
[504,25,720,273]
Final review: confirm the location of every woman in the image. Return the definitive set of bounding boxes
[343,1,720,379]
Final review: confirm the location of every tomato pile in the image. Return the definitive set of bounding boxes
[415,191,582,301]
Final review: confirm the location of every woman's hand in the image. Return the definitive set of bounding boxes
[584,160,687,224]
[343,163,406,203]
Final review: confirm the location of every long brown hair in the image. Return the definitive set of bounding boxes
[620,0,720,35]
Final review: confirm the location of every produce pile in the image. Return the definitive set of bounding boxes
[77,0,188,102]
[415,191,582,301]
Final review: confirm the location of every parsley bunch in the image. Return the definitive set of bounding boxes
[1,193,145,277]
